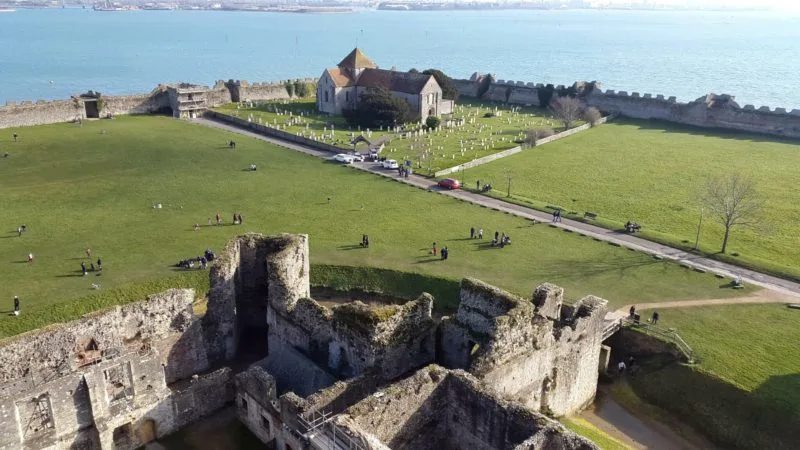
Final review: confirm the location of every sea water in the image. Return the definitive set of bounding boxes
[1,8,799,108]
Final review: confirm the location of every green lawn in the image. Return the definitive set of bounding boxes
[629,304,800,449]
[467,120,800,278]
[215,98,562,175]
[0,116,749,337]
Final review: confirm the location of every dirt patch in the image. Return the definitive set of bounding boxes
[615,288,798,314]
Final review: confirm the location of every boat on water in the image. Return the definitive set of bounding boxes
[0,8,16,12]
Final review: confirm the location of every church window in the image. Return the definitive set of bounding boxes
[324,91,329,103]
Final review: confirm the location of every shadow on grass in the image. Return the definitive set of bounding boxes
[413,257,441,264]
[55,273,86,278]
[337,245,366,251]
[630,358,800,449]
[11,260,29,264]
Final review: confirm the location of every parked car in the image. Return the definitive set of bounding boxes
[437,178,461,190]
[382,159,399,169]
[348,152,365,162]
[333,153,354,164]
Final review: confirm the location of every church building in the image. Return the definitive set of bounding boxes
[316,48,453,122]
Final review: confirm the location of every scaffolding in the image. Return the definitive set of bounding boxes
[298,409,367,450]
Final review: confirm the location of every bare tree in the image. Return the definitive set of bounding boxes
[550,96,583,130]
[701,175,763,254]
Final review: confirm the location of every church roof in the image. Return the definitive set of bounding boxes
[338,48,377,70]
[355,68,436,95]
[325,67,354,87]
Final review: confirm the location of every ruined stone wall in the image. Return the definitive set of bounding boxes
[440,279,608,417]
[206,81,234,107]
[235,366,278,445]
[0,99,82,128]
[104,88,170,116]
[342,366,598,450]
[0,289,226,450]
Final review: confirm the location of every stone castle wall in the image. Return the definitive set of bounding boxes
[0,289,231,450]
[440,279,608,417]
[0,99,81,129]
[455,77,800,139]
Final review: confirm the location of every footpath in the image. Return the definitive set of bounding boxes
[194,117,800,300]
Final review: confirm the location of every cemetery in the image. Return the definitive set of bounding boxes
[214,97,570,175]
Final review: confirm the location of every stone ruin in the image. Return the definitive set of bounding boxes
[0,233,608,449]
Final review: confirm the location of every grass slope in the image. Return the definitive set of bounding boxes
[0,116,748,336]
[631,304,800,448]
[468,120,800,277]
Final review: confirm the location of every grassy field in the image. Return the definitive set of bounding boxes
[467,120,800,278]
[561,417,633,450]
[0,116,750,337]
[629,304,800,448]
[215,98,563,175]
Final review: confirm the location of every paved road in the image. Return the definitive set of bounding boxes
[194,117,800,299]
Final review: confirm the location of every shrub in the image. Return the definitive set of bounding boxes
[584,107,602,126]
[484,112,496,118]
[524,128,556,146]
[538,84,556,108]
[343,87,411,129]
[426,116,441,129]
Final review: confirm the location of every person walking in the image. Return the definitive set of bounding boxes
[651,311,660,326]
[443,247,449,260]
[470,227,475,239]
[13,296,20,316]
[494,231,499,241]
[478,228,483,239]
[13,133,18,142]
[86,248,92,259]
[629,305,636,319]
[432,242,437,256]
[233,213,237,225]
[97,258,102,271]
[17,226,22,237]
[27,252,33,263]
[215,213,221,226]
[238,214,243,225]
[81,262,87,276]
[477,180,481,191]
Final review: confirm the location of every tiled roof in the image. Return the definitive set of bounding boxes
[355,69,435,95]
[338,48,378,70]
[326,68,354,87]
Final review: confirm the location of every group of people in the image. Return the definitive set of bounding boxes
[431,242,450,260]
[628,305,660,326]
[177,249,216,270]
[16,224,27,237]
[476,180,492,192]
[552,209,563,223]
[397,165,411,178]
[625,221,641,233]
[490,230,512,248]
[80,259,103,276]
[469,227,484,239]
[197,212,244,231]
[360,234,370,248]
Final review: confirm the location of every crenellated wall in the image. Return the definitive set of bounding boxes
[455,76,800,139]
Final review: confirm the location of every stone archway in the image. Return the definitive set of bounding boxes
[137,419,157,445]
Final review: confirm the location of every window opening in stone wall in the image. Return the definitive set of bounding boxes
[18,393,54,440]
[76,337,102,367]
[240,395,248,412]
[261,415,271,436]
[468,340,479,367]
[104,363,133,403]
[112,423,133,449]
[324,91,329,103]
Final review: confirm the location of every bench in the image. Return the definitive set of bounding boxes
[584,212,598,220]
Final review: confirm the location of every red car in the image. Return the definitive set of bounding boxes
[438,178,461,190]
